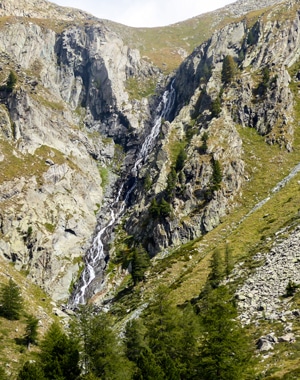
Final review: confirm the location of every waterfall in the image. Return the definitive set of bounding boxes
[71,80,176,305]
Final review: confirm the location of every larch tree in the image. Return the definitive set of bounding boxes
[0,278,23,320]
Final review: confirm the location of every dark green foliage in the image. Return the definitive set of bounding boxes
[6,70,17,91]
[160,198,172,217]
[247,29,255,45]
[175,147,187,172]
[125,319,147,363]
[17,361,46,380]
[40,322,81,380]
[149,197,160,218]
[247,23,259,46]
[208,249,224,289]
[211,158,222,190]
[143,286,198,379]
[256,66,270,97]
[0,278,23,320]
[198,286,254,380]
[221,55,236,84]
[149,197,171,218]
[131,245,150,285]
[166,168,177,199]
[285,280,299,297]
[205,158,223,199]
[124,320,164,380]
[24,315,39,348]
[134,348,165,380]
[211,96,221,117]
[77,310,132,379]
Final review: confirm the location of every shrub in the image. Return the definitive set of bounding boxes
[6,70,17,91]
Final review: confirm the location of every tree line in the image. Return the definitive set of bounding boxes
[3,247,256,380]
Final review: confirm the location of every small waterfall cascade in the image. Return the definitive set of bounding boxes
[71,80,176,306]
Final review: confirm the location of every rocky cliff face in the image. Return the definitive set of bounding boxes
[0,0,300,305]
[0,0,160,301]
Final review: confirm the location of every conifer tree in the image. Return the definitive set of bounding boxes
[79,311,132,379]
[166,168,177,200]
[160,197,172,217]
[39,322,81,380]
[175,147,187,172]
[125,319,147,363]
[221,55,236,84]
[6,70,17,91]
[0,278,23,320]
[198,286,254,380]
[212,159,222,187]
[24,314,39,349]
[17,361,46,380]
[145,286,183,378]
[208,249,224,289]
[131,245,150,285]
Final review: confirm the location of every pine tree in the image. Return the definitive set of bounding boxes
[125,319,147,363]
[0,278,23,320]
[160,198,171,217]
[175,147,187,172]
[208,249,224,289]
[149,197,160,218]
[145,286,182,378]
[17,361,46,380]
[124,319,154,379]
[131,245,150,285]
[166,168,177,200]
[40,322,81,380]
[6,70,17,91]
[134,348,165,380]
[221,55,236,84]
[24,315,39,349]
[79,311,132,379]
[198,286,254,380]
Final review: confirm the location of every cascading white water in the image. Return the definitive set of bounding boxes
[72,80,176,305]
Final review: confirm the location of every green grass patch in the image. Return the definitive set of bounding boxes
[44,223,56,233]
[125,76,157,100]
[98,166,109,190]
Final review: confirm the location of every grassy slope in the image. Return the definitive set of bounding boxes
[0,257,54,376]
[102,6,271,73]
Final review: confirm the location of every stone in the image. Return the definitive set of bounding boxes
[278,333,295,343]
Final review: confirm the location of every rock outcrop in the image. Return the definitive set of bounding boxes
[0,0,160,301]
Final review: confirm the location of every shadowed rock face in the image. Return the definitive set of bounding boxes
[0,0,299,303]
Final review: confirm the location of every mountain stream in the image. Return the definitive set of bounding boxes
[71,81,176,305]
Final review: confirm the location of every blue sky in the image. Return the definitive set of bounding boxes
[51,0,235,27]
